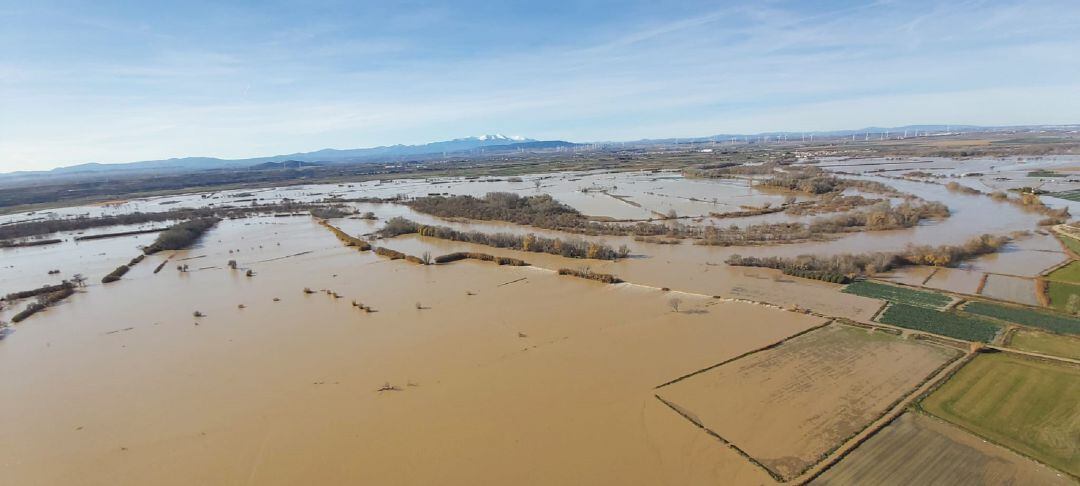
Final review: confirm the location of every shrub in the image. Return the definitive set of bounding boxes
[101,265,130,283]
[373,247,406,260]
[4,282,74,301]
[309,206,352,219]
[557,268,622,284]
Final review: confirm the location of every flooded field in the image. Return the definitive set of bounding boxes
[1,215,833,485]
[2,157,1078,484]
[656,323,960,480]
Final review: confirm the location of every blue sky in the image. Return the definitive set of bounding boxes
[1,0,1079,171]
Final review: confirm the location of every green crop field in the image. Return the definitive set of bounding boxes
[1048,282,1080,314]
[1051,189,1080,203]
[920,353,1080,477]
[1008,329,1080,361]
[963,301,1080,335]
[1048,261,1080,284]
[877,303,1001,342]
[843,281,952,309]
[1057,234,1080,256]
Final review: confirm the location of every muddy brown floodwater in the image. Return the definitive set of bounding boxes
[2,157,1076,484]
[0,217,827,485]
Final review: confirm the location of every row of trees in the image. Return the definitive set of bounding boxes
[143,218,220,254]
[0,201,341,241]
[726,233,1013,277]
[757,168,901,196]
[696,201,950,246]
[380,217,629,260]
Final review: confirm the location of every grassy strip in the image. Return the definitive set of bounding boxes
[877,304,1002,343]
[962,301,1080,335]
[1056,233,1080,256]
[1046,260,1080,284]
[1047,281,1080,313]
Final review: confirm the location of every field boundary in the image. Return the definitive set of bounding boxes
[790,346,966,484]
[653,319,834,389]
[796,348,971,485]
[654,395,785,482]
[912,350,1080,481]
[655,320,966,483]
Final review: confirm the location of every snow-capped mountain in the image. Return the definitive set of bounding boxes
[41,134,560,175]
[460,134,533,142]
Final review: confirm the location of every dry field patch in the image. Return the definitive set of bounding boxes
[812,412,1074,486]
[656,323,960,480]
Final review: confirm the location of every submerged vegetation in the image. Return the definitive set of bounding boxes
[101,265,130,283]
[11,283,76,323]
[380,217,628,260]
[433,252,528,266]
[405,189,947,246]
[0,202,336,241]
[143,218,220,254]
[557,267,623,284]
[758,170,901,196]
[726,234,1011,278]
[697,201,949,246]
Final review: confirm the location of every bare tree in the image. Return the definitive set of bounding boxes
[421,251,432,265]
[668,297,682,313]
[71,273,87,288]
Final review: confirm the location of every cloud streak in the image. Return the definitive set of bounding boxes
[1,0,1078,170]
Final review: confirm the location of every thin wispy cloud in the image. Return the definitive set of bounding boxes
[0,0,1078,171]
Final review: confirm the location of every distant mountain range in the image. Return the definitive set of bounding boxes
[8,124,1078,178]
[28,134,565,176]
[617,124,1080,145]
